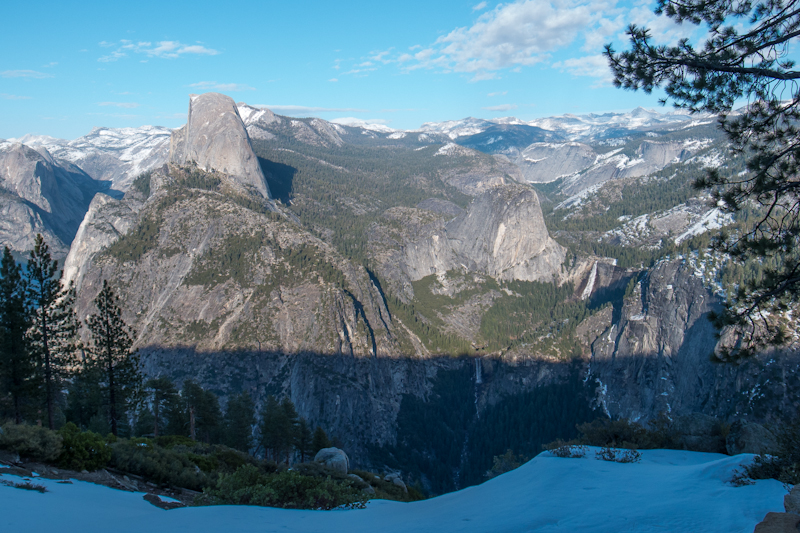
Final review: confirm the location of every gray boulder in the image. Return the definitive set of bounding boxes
[784,485,800,515]
[169,93,270,199]
[314,447,349,474]
[753,512,800,533]
[726,420,778,455]
[672,413,726,453]
[385,473,407,493]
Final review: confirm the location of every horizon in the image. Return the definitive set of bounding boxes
[2,101,685,143]
[0,0,706,140]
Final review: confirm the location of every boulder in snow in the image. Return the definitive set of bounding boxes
[314,447,349,474]
[726,420,778,456]
[385,473,407,493]
[753,512,800,532]
[784,485,800,515]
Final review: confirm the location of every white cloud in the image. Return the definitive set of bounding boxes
[42,62,58,68]
[0,94,32,100]
[329,78,339,82]
[488,91,507,96]
[188,81,255,91]
[403,0,604,80]
[1,70,53,79]
[370,49,394,64]
[473,1,488,11]
[257,105,369,115]
[552,54,613,86]
[483,103,518,111]
[344,67,377,75]
[98,40,220,62]
[97,102,140,108]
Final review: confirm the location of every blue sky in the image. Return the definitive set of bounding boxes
[0,0,704,139]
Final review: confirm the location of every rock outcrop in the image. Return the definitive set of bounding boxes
[314,447,349,474]
[587,256,800,424]
[400,183,565,283]
[726,420,778,455]
[169,93,270,198]
[514,142,597,183]
[588,258,725,420]
[0,142,107,254]
[62,192,141,291]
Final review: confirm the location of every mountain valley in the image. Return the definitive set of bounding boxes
[3,93,797,493]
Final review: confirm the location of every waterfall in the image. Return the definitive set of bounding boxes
[581,261,598,300]
[474,358,482,419]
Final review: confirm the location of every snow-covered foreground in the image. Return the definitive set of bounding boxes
[0,449,785,532]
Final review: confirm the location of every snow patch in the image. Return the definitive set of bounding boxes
[0,450,785,533]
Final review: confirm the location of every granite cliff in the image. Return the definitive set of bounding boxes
[0,142,107,255]
[169,93,270,199]
[397,183,565,283]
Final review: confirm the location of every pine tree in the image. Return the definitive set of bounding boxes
[279,396,300,464]
[85,280,142,436]
[259,395,282,461]
[144,376,179,437]
[26,234,80,429]
[65,357,105,430]
[163,389,188,437]
[182,380,222,443]
[605,0,800,356]
[0,247,34,423]
[296,418,313,463]
[223,391,256,453]
[312,426,332,455]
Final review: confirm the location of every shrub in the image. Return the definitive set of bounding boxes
[596,446,641,463]
[0,479,47,493]
[346,468,424,502]
[578,418,649,449]
[58,423,111,471]
[745,421,800,485]
[546,441,587,458]
[199,464,367,510]
[485,449,528,479]
[0,423,62,462]
[110,439,209,491]
[154,435,196,448]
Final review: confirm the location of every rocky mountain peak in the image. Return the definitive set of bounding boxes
[0,141,106,255]
[169,92,271,198]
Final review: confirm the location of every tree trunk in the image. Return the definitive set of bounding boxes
[40,311,54,430]
[153,399,160,438]
[107,314,117,436]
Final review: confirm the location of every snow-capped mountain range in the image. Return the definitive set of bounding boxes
[415,107,716,141]
[5,125,172,192]
[0,101,730,260]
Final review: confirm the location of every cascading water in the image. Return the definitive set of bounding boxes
[474,358,482,418]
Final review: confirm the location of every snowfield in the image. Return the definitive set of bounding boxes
[0,448,785,533]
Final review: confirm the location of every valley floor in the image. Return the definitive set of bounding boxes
[0,448,785,533]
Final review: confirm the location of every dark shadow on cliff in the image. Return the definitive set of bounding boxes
[258,157,296,204]
[138,345,601,496]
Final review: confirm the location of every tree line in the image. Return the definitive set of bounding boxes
[0,234,333,463]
